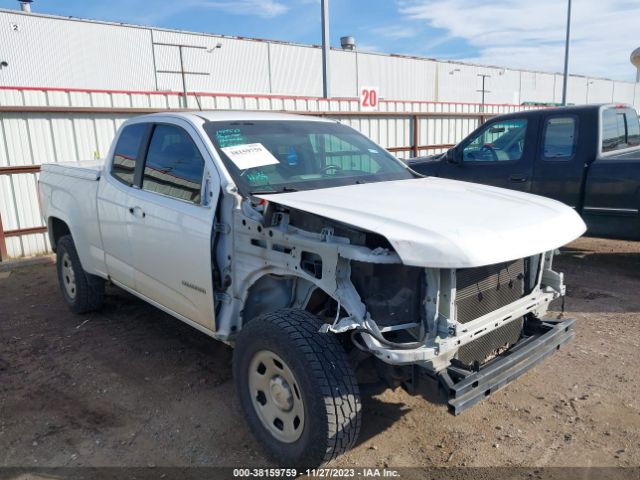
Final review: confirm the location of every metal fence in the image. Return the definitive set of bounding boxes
[0,86,541,260]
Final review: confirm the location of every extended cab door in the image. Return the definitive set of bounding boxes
[531,114,586,208]
[438,117,536,191]
[127,119,220,331]
[97,122,151,290]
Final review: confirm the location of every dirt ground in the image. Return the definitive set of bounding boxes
[0,237,639,472]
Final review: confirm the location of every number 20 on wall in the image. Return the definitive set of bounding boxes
[360,87,379,112]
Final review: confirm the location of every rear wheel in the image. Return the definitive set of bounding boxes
[56,235,104,314]
[233,309,361,468]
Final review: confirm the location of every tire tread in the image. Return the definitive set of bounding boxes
[234,308,361,466]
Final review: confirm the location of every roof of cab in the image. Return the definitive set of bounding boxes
[496,103,633,121]
[152,110,336,123]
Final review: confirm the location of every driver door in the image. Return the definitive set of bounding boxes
[439,117,536,192]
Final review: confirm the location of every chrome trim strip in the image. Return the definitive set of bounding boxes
[583,206,639,215]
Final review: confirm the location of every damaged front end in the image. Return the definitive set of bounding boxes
[230,198,575,414]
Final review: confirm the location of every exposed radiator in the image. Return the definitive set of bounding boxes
[454,258,528,368]
[455,258,526,324]
[457,318,524,367]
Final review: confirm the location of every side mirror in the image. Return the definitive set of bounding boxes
[446,148,461,164]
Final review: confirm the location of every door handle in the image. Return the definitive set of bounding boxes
[509,175,528,183]
[128,206,146,218]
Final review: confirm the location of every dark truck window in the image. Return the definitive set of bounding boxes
[142,124,204,203]
[543,116,577,160]
[111,123,148,186]
[602,107,640,153]
[462,119,528,162]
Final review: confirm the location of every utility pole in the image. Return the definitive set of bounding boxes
[477,74,491,113]
[561,0,572,106]
[321,0,330,98]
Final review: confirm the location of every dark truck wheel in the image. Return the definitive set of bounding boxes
[56,235,104,314]
[233,309,361,468]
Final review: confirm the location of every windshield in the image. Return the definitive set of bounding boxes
[203,120,413,195]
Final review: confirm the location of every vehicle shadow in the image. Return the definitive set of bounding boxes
[354,376,446,448]
[552,245,640,314]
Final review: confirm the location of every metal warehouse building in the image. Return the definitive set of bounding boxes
[0,8,639,259]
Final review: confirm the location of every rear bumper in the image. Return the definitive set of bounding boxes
[438,318,576,415]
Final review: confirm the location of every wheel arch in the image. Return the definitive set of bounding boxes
[240,271,338,328]
[47,216,71,252]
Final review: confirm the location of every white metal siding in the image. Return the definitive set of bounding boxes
[270,44,322,97]
[0,11,156,90]
[0,10,636,105]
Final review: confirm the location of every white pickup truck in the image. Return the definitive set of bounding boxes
[39,111,586,467]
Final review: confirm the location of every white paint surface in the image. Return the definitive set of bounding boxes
[259,177,587,268]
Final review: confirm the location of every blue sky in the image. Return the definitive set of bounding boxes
[1,0,638,81]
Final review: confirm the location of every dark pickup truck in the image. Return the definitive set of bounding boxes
[409,104,640,240]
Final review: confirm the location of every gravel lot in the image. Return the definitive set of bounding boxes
[1,237,639,473]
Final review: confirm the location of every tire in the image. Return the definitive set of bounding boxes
[56,235,104,314]
[233,309,361,468]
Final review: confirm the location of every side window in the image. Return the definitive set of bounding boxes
[602,109,626,152]
[463,119,528,162]
[626,110,640,148]
[542,116,577,160]
[142,125,205,203]
[602,107,640,153]
[111,123,148,186]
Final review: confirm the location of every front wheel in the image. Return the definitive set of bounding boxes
[233,309,361,468]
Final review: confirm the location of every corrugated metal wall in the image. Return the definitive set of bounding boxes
[0,9,638,107]
[0,9,639,259]
[0,11,156,90]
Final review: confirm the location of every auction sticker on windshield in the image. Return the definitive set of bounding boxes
[221,143,280,170]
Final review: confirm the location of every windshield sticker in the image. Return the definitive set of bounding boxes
[246,170,270,186]
[368,148,379,154]
[221,143,280,170]
[215,128,245,148]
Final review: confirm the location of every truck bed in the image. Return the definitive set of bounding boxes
[38,160,106,277]
[40,160,104,181]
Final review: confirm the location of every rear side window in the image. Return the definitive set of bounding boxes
[602,107,640,153]
[142,124,204,203]
[543,116,577,160]
[111,123,148,186]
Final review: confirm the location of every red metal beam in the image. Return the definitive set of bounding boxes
[0,85,531,109]
[0,165,41,175]
[0,213,7,261]
[0,105,493,120]
[4,226,48,237]
[412,115,419,158]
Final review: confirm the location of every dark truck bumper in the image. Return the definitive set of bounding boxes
[438,318,576,415]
